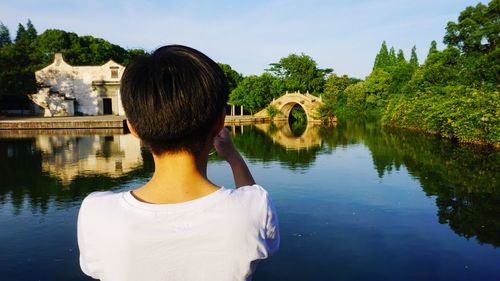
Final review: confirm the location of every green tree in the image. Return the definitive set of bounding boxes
[0,43,38,96]
[33,29,130,66]
[373,42,401,72]
[426,40,438,61]
[218,63,243,93]
[388,47,397,66]
[14,23,28,44]
[444,0,499,84]
[324,73,353,95]
[373,41,389,70]
[422,47,461,88]
[0,22,11,47]
[387,48,416,95]
[344,81,368,111]
[26,19,37,41]
[0,20,39,96]
[229,73,282,114]
[363,69,392,110]
[397,49,406,63]
[410,45,419,67]
[383,1,499,145]
[31,29,80,64]
[267,53,332,94]
[123,48,148,65]
[444,1,499,55]
[320,74,356,117]
[77,35,129,65]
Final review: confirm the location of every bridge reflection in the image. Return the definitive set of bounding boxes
[257,122,322,150]
[1,121,499,248]
[228,121,327,151]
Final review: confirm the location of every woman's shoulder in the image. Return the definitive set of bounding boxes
[226,184,271,208]
[80,190,124,209]
[230,184,269,197]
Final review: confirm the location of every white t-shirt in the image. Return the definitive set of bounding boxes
[77,185,279,281]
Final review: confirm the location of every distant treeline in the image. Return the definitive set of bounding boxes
[320,0,499,146]
[0,0,498,145]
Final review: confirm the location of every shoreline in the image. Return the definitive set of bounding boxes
[0,115,272,131]
[0,116,127,130]
[383,123,500,151]
[1,115,497,150]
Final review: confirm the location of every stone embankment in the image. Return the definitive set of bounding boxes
[0,116,127,130]
[0,115,270,132]
[224,115,269,124]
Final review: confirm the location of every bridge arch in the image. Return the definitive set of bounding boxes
[255,91,323,123]
[280,102,308,123]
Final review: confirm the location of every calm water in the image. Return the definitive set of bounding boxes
[0,120,499,281]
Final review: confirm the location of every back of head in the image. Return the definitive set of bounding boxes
[120,45,229,155]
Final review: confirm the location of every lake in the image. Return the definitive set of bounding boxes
[0,119,499,281]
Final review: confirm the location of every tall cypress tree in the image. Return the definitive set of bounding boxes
[0,22,11,47]
[15,23,28,43]
[426,40,438,60]
[397,49,406,63]
[410,45,419,67]
[1,22,38,96]
[373,41,389,70]
[26,19,37,41]
[389,47,397,66]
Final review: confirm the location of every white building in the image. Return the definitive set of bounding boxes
[32,53,125,116]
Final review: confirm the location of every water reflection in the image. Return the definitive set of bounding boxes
[321,119,500,247]
[254,122,323,150]
[288,104,308,136]
[229,123,323,170]
[0,134,151,215]
[230,119,500,246]
[0,119,499,247]
[36,135,143,185]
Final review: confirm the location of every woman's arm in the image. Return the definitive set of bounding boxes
[213,128,255,188]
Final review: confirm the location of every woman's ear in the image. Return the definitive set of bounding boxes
[127,121,141,139]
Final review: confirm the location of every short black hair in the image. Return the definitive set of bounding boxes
[120,45,229,155]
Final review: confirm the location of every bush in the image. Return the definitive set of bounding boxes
[266,105,280,119]
[383,86,499,145]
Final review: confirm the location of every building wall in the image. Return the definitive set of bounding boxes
[32,53,126,116]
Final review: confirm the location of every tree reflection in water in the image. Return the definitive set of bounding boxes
[230,119,500,246]
[0,119,498,246]
[228,123,322,170]
[0,135,153,215]
[319,119,500,247]
[288,104,307,136]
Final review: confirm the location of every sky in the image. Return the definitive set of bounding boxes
[0,0,485,79]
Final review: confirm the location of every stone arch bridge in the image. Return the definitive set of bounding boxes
[255,91,323,123]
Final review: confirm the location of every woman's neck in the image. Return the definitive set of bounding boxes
[131,150,219,204]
